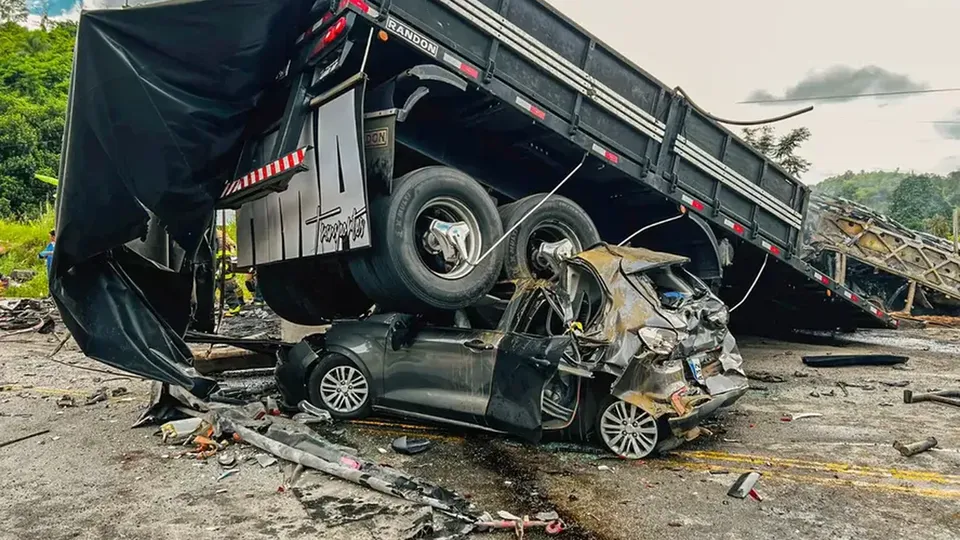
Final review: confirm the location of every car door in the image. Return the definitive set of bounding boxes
[380,324,569,440]
[379,327,503,426]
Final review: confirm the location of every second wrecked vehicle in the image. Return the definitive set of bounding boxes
[277,243,748,458]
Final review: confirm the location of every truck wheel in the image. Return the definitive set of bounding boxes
[307,353,372,420]
[349,166,504,312]
[257,257,372,325]
[498,194,600,280]
[596,396,660,459]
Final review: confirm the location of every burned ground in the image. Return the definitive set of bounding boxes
[0,326,958,539]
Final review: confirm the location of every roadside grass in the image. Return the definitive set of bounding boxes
[0,211,54,298]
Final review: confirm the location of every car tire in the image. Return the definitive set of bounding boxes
[348,166,504,312]
[307,353,372,420]
[257,257,372,325]
[594,395,661,459]
[498,194,600,280]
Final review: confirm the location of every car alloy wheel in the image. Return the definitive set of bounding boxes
[318,365,369,414]
[598,399,659,459]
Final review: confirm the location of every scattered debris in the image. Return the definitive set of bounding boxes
[377,447,388,454]
[793,371,810,378]
[256,454,278,468]
[84,387,108,406]
[111,387,128,397]
[475,517,565,535]
[837,382,849,397]
[727,472,762,499]
[893,437,938,457]
[56,395,76,408]
[809,391,820,398]
[391,436,433,455]
[217,452,237,467]
[903,389,960,408]
[159,418,207,443]
[747,372,786,383]
[597,465,612,472]
[0,429,51,449]
[879,380,911,388]
[781,412,822,422]
[0,298,57,334]
[217,469,239,481]
[802,354,909,368]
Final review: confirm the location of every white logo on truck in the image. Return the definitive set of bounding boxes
[386,17,439,57]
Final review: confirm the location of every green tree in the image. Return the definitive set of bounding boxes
[0,0,27,23]
[887,175,951,231]
[0,21,76,219]
[742,125,812,177]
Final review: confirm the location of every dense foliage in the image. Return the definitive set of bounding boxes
[0,21,75,219]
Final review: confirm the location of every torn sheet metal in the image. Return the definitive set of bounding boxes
[544,244,748,436]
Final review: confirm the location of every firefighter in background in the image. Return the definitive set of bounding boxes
[214,227,243,316]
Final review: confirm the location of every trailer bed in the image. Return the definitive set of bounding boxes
[355,0,893,328]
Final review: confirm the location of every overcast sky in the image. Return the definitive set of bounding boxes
[34,0,960,184]
[545,0,960,183]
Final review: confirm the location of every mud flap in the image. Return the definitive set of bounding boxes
[484,335,571,442]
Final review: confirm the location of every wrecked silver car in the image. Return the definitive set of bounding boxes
[276,244,748,458]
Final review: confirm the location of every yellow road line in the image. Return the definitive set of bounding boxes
[661,459,960,500]
[679,450,960,485]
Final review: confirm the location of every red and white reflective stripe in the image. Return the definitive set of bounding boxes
[760,240,781,256]
[874,307,885,318]
[722,218,744,235]
[591,143,619,164]
[515,96,546,120]
[813,271,830,285]
[221,147,307,198]
[842,290,860,303]
[681,194,705,212]
[442,52,479,79]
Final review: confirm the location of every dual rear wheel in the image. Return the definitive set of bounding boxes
[260,166,601,320]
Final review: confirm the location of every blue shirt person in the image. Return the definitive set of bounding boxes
[39,230,55,275]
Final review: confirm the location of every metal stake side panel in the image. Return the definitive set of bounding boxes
[363,1,893,327]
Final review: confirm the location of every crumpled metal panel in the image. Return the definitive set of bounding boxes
[803,194,960,303]
[538,243,746,428]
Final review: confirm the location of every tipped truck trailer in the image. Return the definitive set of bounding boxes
[224,0,895,331]
[53,0,892,394]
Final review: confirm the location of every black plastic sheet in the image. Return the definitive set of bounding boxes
[52,0,317,392]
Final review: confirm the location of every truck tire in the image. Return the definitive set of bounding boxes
[258,257,372,325]
[498,194,600,280]
[348,166,504,312]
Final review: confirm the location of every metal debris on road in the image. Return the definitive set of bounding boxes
[391,436,433,455]
[893,437,938,457]
[802,354,909,368]
[217,469,239,481]
[879,380,911,388]
[84,387,108,406]
[747,372,786,383]
[727,472,762,499]
[0,429,51,449]
[903,389,960,408]
[785,412,823,421]
[256,454,278,468]
[56,395,76,408]
[217,452,237,467]
[837,382,849,397]
[793,371,810,378]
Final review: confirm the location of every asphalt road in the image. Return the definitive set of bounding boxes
[1,326,958,539]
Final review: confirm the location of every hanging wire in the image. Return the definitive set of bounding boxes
[675,86,813,126]
[729,254,769,313]
[618,212,687,247]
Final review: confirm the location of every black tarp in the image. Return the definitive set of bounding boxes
[52,0,319,393]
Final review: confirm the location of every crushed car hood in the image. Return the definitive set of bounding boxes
[519,243,746,422]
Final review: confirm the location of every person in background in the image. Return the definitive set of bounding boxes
[39,230,55,276]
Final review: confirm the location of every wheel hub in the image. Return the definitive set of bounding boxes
[599,400,658,459]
